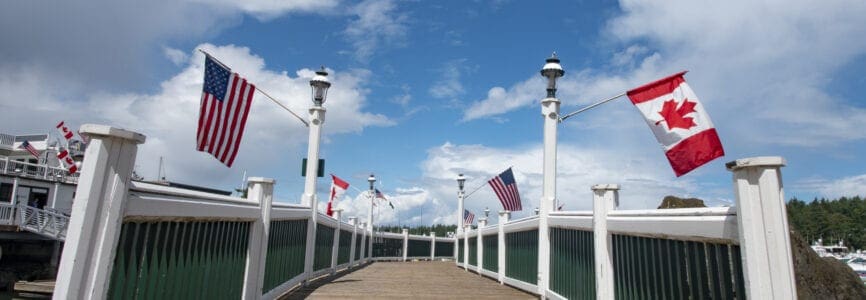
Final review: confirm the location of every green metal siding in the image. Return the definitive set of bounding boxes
[505,229,538,284]
[482,234,498,272]
[407,239,431,257]
[337,229,352,264]
[612,235,745,300]
[263,219,307,293]
[354,233,364,259]
[108,221,250,299]
[436,241,454,257]
[373,237,403,257]
[549,227,594,299]
[467,237,477,266]
[313,225,335,271]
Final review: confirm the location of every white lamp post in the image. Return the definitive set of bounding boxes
[302,67,331,283]
[456,173,466,233]
[367,174,376,260]
[538,53,563,296]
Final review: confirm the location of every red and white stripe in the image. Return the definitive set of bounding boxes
[56,121,74,140]
[196,73,254,167]
[488,177,522,211]
[56,149,78,174]
[627,72,724,177]
[327,174,350,216]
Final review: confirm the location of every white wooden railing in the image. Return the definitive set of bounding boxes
[18,204,70,240]
[454,158,796,299]
[53,125,453,300]
[1,156,80,184]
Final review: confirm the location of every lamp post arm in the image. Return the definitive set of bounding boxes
[559,92,626,122]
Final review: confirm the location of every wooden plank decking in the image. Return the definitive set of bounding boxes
[282,261,534,299]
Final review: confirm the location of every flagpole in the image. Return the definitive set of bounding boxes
[463,180,488,200]
[197,49,310,127]
[558,92,627,122]
[463,167,512,200]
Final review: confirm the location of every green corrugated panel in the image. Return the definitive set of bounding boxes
[437,241,454,257]
[505,229,537,284]
[365,236,371,256]
[354,233,364,259]
[337,229,352,264]
[549,227,594,299]
[108,221,249,299]
[482,234,498,272]
[313,225,335,271]
[458,239,464,263]
[373,237,403,257]
[408,239,431,257]
[611,235,746,300]
[263,219,307,293]
[467,238,477,266]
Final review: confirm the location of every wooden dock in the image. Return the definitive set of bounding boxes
[282,261,533,299]
[13,280,54,296]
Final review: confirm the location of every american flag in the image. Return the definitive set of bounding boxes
[196,55,255,167]
[488,167,522,211]
[463,209,475,225]
[375,189,395,209]
[375,188,387,200]
[19,141,40,158]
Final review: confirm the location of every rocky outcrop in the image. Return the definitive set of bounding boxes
[790,230,866,299]
[657,195,707,209]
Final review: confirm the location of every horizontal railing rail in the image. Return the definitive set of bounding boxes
[1,156,80,184]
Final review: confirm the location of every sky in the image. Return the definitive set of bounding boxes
[2,0,865,227]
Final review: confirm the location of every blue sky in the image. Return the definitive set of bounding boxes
[2,0,865,226]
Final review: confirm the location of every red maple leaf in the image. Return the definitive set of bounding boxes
[655,98,697,130]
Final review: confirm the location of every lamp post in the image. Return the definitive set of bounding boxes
[456,174,466,233]
[367,174,376,260]
[302,67,331,283]
[538,53,563,296]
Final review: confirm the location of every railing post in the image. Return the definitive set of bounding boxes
[53,124,145,300]
[402,228,409,261]
[592,184,619,300]
[463,225,470,271]
[727,157,797,299]
[242,177,275,300]
[359,222,367,263]
[348,217,357,267]
[454,233,459,263]
[330,210,342,275]
[430,231,436,260]
[498,211,509,284]
[51,182,60,209]
[10,177,18,224]
[477,218,486,274]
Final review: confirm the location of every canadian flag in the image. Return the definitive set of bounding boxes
[57,149,78,174]
[56,121,75,140]
[627,71,724,177]
[327,174,350,216]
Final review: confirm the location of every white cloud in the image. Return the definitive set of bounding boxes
[793,175,866,200]
[0,44,393,190]
[163,47,190,66]
[462,0,866,147]
[0,0,340,93]
[197,0,340,20]
[343,0,409,62]
[429,59,469,100]
[339,140,731,226]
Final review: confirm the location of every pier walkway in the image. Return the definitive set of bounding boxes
[284,261,532,299]
[51,125,798,299]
